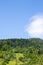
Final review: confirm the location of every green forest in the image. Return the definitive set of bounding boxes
[0,38,43,65]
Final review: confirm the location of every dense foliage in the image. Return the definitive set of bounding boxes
[0,38,43,65]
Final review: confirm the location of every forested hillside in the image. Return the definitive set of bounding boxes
[0,38,43,65]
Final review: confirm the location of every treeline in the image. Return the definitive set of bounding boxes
[0,38,43,48]
[0,38,43,65]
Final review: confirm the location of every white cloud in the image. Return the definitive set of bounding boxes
[26,14,43,39]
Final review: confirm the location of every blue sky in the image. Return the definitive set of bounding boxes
[0,0,43,39]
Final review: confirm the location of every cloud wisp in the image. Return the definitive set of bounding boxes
[26,15,43,39]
